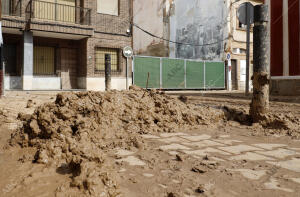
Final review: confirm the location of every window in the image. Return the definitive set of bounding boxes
[34,46,55,75]
[95,48,119,72]
[3,44,17,75]
[97,0,119,16]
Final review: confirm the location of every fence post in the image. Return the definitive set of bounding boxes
[132,56,134,86]
[203,61,206,90]
[105,54,111,91]
[250,5,270,122]
[184,59,187,89]
[160,57,162,89]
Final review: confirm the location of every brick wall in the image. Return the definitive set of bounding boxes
[3,0,133,81]
[86,33,131,78]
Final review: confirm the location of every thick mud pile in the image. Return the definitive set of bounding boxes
[11,86,224,196]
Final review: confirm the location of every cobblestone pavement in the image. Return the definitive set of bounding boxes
[114,131,300,196]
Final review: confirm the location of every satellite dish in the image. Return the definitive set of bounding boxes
[237,2,254,25]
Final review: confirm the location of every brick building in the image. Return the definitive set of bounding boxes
[2,0,132,91]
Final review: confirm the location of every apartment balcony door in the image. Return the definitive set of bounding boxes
[61,48,78,90]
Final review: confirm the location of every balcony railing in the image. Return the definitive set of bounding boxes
[27,0,91,25]
[1,0,22,16]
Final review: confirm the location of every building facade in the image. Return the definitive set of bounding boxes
[133,0,265,91]
[133,0,227,61]
[2,0,132,91]
[226,0,263,91]
[269,0,300,95]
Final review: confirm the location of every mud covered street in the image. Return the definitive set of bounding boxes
[0,89,300,197]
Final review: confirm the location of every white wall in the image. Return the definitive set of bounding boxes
[86,77,132,91]
[133,0,164,54]
[4,76,22,90]
[32,77,61,90]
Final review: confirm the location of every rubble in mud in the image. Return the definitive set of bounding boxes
[10,86,225,196]
[8,87,300,196]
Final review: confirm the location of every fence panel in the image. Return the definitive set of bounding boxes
[186,60,205,89]
[205,62,225,89]
[162,58,185,89]
[133,56,225,90]
[133,56,160,88]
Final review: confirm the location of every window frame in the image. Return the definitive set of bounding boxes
[94,47,120,73]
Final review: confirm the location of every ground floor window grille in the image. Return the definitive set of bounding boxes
[34,46,55,75]
[95,48,119,72]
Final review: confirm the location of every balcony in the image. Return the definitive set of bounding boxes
[1,0,22,16]
[27,0,91,26]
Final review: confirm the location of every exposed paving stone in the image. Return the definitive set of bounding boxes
[141,134,160,139]
[158,136,189,144]
[212,139,243,145]
[210,157,225,162]
[115,149,135,156]
[264,178,294,192]
[253,143,287,150]
[231,169,266,180]
[159,144,191,151]
[182,147,231,156]
[229,152,275,161]
[160,132,187,137]
[256,148,298,159]
[267,158,300,172]
[291,178,300,184]
[168,151,179,156]
[289,148,300,151]
[183,140,224,148]
[172,179,181,184]
[219,135,230,138]
[218,145,263,154]
[118,168,127,173]
[117,156,146,166]
[180,134,211,141]
[158,184,167,189]
[143,173,154,178]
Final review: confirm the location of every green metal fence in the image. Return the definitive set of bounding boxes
[133,56,225,89]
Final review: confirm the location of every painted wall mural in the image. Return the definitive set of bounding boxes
[169,0,227,61]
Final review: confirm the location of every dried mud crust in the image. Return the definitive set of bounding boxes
[222,105,300,138]
[10,86,225,196]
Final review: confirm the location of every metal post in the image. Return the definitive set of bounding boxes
[0,0,3,97]
[132,56,134,85]
[105,54,111,91]
[184,59,187,89]
[126,57,129,90]
[160,58,162,89]
[203,61,206,89]
[246,3,251,95]
[250,5,270,122]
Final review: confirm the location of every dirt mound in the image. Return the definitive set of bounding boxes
[10,86,224,196]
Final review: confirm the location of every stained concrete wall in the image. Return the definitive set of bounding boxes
[169,0,227,60]
[133,0,167,56]
[133,0,228,60]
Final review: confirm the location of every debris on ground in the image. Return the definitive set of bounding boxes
[26,100,34,108]
[9,86,225,196]
[1,90,300,197]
